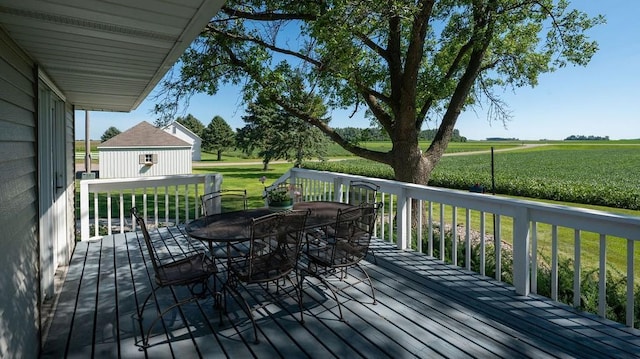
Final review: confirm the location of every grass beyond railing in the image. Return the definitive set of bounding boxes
[79,174,221,241]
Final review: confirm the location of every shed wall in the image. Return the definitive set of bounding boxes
[99,147,192,178]
[164,123,202,161]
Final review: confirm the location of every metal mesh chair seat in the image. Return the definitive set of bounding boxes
[154,254,216,287]
[228,252,297,283]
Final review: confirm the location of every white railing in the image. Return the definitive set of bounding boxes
[79,174,221,241]
[275,168,640,328]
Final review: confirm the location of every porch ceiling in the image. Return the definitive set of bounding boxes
[0,0,224,112]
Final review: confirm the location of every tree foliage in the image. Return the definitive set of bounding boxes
[334,127,466,142]
[236,96,328,170]
[175,114,205,137]
[565,135,610,141]
[101,126,121,142]
[156,0,603,185]
[202,116,235,160]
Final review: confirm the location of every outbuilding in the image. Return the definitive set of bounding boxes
[163,121,202,161]
[98,121,193,178]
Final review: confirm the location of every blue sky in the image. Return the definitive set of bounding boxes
[75,2,639,141]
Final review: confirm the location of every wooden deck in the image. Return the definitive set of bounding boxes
[41,226,640,358]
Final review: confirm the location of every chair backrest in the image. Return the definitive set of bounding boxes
[201,189,247,216]
[246,209,310,280]
[131,207,161,275]
[348,180,379,205]
[330,202,381,264]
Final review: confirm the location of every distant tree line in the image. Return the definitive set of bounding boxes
[486,137,519,141]
[164,112,468,168]
[335,127,466,143]
[564,135,609,141]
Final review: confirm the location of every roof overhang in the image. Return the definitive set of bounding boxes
[0,0,224,112]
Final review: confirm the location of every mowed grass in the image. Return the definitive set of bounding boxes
[193,163,294,208]
[75,140,523,161]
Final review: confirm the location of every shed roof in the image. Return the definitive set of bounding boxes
[163,121,202,140]
[99,121,190,148]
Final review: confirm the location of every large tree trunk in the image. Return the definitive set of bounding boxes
[391,144,432,185]
[389,129,438,230]
[216,150,222,161]
[389,109,435,185]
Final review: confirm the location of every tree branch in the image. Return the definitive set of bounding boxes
[220,41,392,165]
[204,24,323,68]
[354,32,389,62]
[277,99,392,165]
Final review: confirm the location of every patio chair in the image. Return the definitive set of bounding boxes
[347,180,380,263]
[131,207,217,349]
[222,209,310,343]
[303,202,381,320]
[201,189,248,216]
[200,189,251,259]
[348,180,379,206]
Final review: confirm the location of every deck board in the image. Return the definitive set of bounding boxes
[41,227,640,358]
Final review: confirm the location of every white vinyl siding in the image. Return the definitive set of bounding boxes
[100,147,192,178]
[0,28,40,359]
[163,123,202,161]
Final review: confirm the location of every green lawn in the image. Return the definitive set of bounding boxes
[194,163,294,208]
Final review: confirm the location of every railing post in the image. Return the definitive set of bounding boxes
[333,177,346,202]
[513,206,531,295]
[396,187,409,249]
[80,179,90,241]
[205,173,222,193]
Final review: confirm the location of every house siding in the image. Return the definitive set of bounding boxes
[100,147,192,178]
[0,28,40,359]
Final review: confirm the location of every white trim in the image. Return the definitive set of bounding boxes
[38,68,66,102]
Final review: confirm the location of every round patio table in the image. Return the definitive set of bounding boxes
[185,201,354,244]
[185,208,274,243]
[293,201,354,228]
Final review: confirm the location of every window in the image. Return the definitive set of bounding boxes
[139,154,158,165]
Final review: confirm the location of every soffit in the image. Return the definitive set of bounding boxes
[0,0,223,112]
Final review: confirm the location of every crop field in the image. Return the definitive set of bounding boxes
[305,142,640,211]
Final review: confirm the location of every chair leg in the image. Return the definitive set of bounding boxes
[139,293,200,349]
[137,290,155,320]
[223,281,259,344]
[368,247,378,264]
[305,264,344,321]
[294,270,305,324]
[356,263,376,304]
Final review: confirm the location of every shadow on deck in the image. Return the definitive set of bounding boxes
[41,227,640,358]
